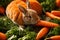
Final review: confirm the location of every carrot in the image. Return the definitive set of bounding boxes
[51,10,60,17]
[36,20,59,28]
[46,12,60,20]
[36,27,49,40]
[56,0,60,7]
[45,35,60,40]
[0,32,6,40]
[0,6,5,14]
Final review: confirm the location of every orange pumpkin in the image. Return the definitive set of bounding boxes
[22,0,42,14]
[6,0,27,25]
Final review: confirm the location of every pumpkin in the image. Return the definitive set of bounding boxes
[6,0,27,25]
[13,0,42,14]
[22,0,42,14]
[29,0,42,14]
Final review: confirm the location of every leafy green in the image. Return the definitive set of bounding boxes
[37,0,45,2]
[49,18,60,24]
[6,26,36,40]
[46,26,60,37]
[0,0,12,8]
[6,26,26,38]
[0,16,18,33]
[6,26,19,38]
[41,0,56,12]
[8,35,17,40]
[18,32,36,40]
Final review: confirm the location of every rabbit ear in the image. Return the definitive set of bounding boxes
[18,5,27,14]
[26,0,30,9]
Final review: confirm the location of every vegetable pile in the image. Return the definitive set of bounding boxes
[0,0,60,40]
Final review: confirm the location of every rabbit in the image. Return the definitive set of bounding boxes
[6,0,40,26]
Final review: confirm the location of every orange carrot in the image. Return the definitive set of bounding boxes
[36,27,49,40]
[51,10,60,17]
[0,32,6,40]
[56,0,60,7]
[45,35,60,40]
[0,6,5,14]
[46,12,60,20]
[36,20,59,28]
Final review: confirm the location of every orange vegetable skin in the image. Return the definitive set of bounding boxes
[0,32,6,40]
[36,27,49,40]
[46,12,60,20]
[51,10,60,17]
[46,35,60,40]
[22,0,26,2]
[0,6,5,14]
[22,0,42,14]
[22,0,37,2]
[56,0,60,7]
[36,20,59,28]
[30,0,42,14]
[6,0,27,25]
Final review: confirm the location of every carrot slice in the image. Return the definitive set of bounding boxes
[36,27,49,40]
[36,20,59,28]
[46,12,60,20]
